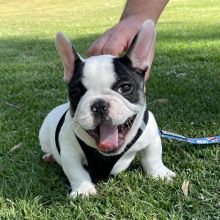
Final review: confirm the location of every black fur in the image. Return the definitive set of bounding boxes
[54,109,149,183]
[112,56,145,104]
[68,55,146,114]
[68,60,86,113]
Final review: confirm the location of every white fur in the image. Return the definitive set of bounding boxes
[74,55,141,130]
[39,102,175,198]
[82,55,116,90]
[39,20,175,198]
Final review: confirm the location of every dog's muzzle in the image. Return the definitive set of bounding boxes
[82,99,136,153]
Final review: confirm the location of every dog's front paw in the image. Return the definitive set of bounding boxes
[148,165,176,181]
[70,181,97,198]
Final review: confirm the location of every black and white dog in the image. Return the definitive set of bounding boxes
[39,20,175,198]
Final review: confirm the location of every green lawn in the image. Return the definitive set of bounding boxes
[0,0,220,219]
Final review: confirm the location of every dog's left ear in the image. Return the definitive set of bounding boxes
[55,32,81,83]
[125,20,156,78]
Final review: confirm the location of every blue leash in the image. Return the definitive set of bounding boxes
[159,129,220,145]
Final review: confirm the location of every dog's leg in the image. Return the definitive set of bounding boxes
[39,118,53,158]
[61,147,96,198]
[140,136,176,181]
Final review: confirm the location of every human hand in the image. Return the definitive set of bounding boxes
[87,15,155,80]
[87,15,149,57]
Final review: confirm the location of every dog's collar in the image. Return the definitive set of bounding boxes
[55,109,148,183]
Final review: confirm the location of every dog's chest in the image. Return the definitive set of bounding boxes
[76,127,145,183]
[55,110,149,183]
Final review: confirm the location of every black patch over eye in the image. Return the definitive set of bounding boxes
[118,83,133,95]
[112,57,145,104]
[68,61,87,113]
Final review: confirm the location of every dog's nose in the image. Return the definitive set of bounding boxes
[91,99,109,116]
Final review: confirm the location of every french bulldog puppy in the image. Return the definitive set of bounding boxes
[39,20,175,198]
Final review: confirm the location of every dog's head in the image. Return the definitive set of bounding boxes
[55,20,156,154]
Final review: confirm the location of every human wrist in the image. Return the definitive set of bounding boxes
[120,0,169,24]
[120,13,147,25]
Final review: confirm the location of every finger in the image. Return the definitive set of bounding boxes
[87,30,111,57]
[102,34,127,56]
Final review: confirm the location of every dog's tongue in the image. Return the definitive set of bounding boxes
[98,123,118,152]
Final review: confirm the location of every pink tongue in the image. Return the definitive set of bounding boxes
[98,123,118,152]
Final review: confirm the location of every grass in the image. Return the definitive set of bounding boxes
[0,0,219,219]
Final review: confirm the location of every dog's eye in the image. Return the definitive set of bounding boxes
[118,83,133,95]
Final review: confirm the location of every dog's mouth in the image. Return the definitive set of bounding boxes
[87,115,136,153]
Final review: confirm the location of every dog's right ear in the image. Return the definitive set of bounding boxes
[55,32,81,83]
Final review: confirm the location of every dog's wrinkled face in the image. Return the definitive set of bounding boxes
[55,20,156,153]
[69,55,145,153]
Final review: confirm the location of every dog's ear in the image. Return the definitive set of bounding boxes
[55,32,81,83]
[125,20,156,78]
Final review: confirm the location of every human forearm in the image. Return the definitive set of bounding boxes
[87,0,168,61]
[120,0,169,23]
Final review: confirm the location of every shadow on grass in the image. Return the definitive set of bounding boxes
[0,30,219,204]
[157,22,220,42]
